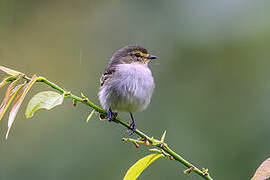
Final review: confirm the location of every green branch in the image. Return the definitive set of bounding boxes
[0,68,212,179]
[34,76,213,180]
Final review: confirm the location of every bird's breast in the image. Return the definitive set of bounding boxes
[115,64,154,91]
[111,64,154,112]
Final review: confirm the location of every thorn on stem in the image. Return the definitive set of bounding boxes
[169,156,174,160]
[149,148,162,153]
[134,142,140,148]
[184,166,194,175]
[86,109,95,122]
[72,99,78,106]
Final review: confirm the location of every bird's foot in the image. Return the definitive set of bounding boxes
[128,113,136,135]
[106,108,118,122]
[128,121,136,135]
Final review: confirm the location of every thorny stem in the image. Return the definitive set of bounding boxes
[22,75,213,180]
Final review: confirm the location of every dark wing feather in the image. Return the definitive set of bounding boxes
[100,68,115,86]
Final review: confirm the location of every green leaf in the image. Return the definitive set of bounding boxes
[0,66,22,76]
[123,154,164,180]
[252,158,270,180]
[25,91,64,119]
[6,75,37,139]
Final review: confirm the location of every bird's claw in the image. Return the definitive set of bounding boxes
[128,120,136,135]
[106,109,118,122]
[127,113,136,135]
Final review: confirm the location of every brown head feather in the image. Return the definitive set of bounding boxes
[108,45,148,67]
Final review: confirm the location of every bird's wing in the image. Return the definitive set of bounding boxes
[100,68,115,86]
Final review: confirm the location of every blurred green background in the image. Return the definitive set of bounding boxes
[0,0,270,179]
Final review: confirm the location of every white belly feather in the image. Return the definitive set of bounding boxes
[98,63,154,112]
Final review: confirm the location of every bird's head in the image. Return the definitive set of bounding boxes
[109,44,157,66]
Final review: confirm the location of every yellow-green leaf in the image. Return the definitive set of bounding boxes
[252,158,270,180]
[123,154,164,180]
[6,75,37,139]
[25,91,64,119]
[0,66,22,76]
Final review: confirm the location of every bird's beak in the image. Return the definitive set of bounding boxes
[147,54,157,59]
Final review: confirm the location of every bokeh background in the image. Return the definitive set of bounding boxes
[0,0,270,179]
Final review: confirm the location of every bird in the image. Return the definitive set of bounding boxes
[98,44,157,134]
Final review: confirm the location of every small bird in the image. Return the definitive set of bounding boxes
[98,45,157,134]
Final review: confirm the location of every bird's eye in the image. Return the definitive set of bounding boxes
[134,53,141,57]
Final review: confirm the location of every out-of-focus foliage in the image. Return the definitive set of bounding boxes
[252,158,270,180]
[0,0,270,180]
[6,75,37,139]
[0,79,24,121]
[0,66,22,76]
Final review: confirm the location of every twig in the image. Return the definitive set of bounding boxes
[19,75,213,180]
